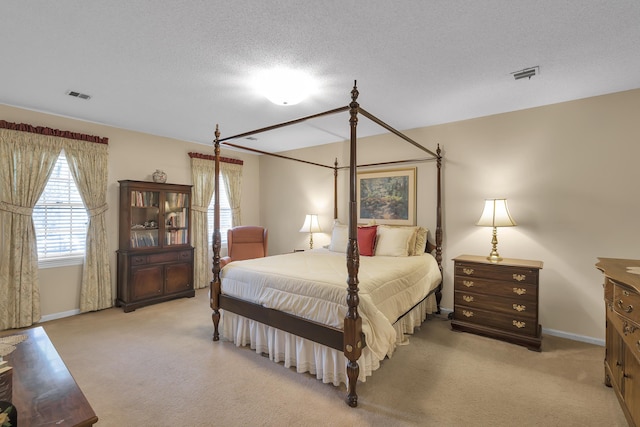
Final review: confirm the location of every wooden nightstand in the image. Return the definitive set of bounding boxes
[451,254,543,351]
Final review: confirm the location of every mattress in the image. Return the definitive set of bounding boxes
[220,248,442,361]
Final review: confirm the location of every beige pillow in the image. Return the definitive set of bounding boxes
[328,222,349,253]
[413,227,429,255]
[374,225,416,257]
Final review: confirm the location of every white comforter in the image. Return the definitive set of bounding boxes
[220,248,441,361]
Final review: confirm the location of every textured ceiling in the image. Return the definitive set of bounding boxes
[2,1,640,153]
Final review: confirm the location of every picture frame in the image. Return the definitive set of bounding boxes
[357,167,416,225]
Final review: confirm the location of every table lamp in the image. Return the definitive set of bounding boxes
[476,199,516,262]
[299,214,322,249]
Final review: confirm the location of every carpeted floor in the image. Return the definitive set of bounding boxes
[37,289,627,426]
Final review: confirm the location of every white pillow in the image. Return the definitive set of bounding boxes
[374,225,416,257]
[328,223,349,253]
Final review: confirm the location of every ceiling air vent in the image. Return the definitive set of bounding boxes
[66,90,91,100]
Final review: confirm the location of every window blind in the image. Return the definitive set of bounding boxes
[33,151,87,260]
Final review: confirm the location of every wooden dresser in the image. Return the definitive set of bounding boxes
[451,254,543,351]
[596,257,640,427]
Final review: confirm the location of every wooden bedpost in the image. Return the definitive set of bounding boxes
[334,158,338,220]
[211,124,222,341]
[435,144,443,312]
[344,81,363,407]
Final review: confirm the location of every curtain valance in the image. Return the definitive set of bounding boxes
[0,120,108,144]
[188,151,242,165]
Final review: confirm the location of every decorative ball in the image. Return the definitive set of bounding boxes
[152,170,167,183]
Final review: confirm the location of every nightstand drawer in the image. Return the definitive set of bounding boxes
[456,262,539,285]
[453,306,538,336]
[454,291,537,319]
[454,276,537,301]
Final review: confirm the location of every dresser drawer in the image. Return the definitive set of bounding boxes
[613,281,640,324]
[454,291,537,319]
[454,276,537,301]
[131,255,147,266]
[148,251,179,263]
[456,262,539,285]
[454,306,538,337]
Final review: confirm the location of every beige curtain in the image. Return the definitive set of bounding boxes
[221,162,242,227]
[64,140,112,311]
[0,129,63,329]
[190,157,216,289]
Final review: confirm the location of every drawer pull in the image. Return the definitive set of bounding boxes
[463,280,474,288]
[463,295,474,303]
[617,300,634,314]
[623,290,630,297]
[463,268,474,275]
[512,320,526,329]
[513,304,526,312]
[462,310,474,318]
[513,288,527,296]
[513,274,526,282]
[623,322,638,336]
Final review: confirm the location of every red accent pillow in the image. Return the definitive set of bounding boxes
[357,225,378,256]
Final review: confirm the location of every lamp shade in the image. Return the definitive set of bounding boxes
[476,199,516,227]
[299,214,322,233]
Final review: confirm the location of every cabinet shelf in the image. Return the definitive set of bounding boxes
[117,180,194,312]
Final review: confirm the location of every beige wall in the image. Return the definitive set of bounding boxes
[0,104,261,318]
[3,88,639,342]
[259,88,640,343]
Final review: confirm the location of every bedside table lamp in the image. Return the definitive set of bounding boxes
[299,214,322,249]
[476,199,516,263]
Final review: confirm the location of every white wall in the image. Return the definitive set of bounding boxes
[0,104,261,318]
[259,88,640,342]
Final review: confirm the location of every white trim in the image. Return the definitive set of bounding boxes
[542,327,604,347]
[39,309,81,323]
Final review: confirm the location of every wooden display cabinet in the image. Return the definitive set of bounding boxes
[116,180,194,312]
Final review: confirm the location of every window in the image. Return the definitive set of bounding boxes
[207,181,233,247]
[33,150,87,267]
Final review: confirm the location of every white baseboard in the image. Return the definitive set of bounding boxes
[39,309,80,323]
[542,327,605,346]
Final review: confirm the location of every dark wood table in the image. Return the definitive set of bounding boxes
[0,326,98,426]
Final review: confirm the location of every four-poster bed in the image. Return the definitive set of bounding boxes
[210,83,443,407]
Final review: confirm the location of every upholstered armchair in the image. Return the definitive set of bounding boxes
[220,226,268,268]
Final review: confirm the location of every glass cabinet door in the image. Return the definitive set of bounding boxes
[164,191,189,246]
[130,190,160,248]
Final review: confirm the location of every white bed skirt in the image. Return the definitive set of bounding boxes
[220,293,436,386]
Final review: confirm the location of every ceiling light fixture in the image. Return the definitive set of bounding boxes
[253,68,317,106]
[512,66,539,80]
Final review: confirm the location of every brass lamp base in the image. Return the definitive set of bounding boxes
[486,227,502,263]
[486,253,503,263]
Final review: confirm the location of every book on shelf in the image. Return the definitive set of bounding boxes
[166,229,187,245]
[131,191,159,207]
[131,230,158,248]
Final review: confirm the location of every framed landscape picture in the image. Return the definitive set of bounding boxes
[357,167,416,225]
